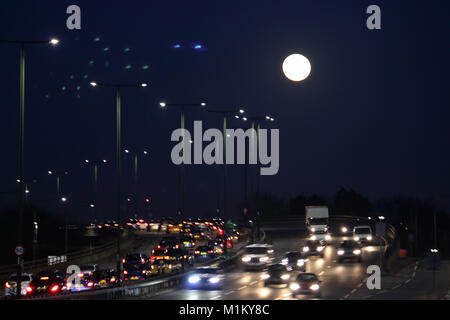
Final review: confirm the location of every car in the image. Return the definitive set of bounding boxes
[151,248,169,262]
[181,235,197,248]
[147,220,160,231]
[167,248,194,266]
[289,273,322,298]
[158,237,181,250]
[309,230,331,242]
[261,264,292,286]
[281,251,307,271]
[206,241,224,256]
[240,244,274,270]
[25,270,67,296]
[67,273,96,292]
[122,253,151,279]
[4,273,33,297]
[167,222,182,233]
[194,245,216,261]
[302,240,326,258]
[186,267,224,289]
[136,219,148,230]
[337,240,362,262]
[209,239,225,249]
[93,269,118,288]
[353,225,373,243]
[150,259,182,275]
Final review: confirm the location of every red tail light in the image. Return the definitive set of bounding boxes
[194,251,200,254]
[78,273,84,277]
[208,250,213,254]
[122,259,126,263]
[110,277,116,283]
[124,270,128,275]
[142,270,146,274]
[50,285,59,293]
[87,282,94,287]
[26,286,33,294]
[5,282,11,288]
[169,265,172,269]
[141,259,145,263]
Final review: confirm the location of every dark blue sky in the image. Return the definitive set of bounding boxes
[1,0,449,222]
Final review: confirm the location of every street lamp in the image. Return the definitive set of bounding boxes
[124,148,149,218]
[90,81,148,279]
[47,170,69,200]
[206,108,246,222]
[159,101,207,218]
[60,197,69,255]
[83,159,107,223]
[0,37,59,299]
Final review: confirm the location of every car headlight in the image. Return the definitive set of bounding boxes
[337,249,344,255]
[241,256,251,262]
[281,274,290,280]
[341,227,348,233]
[261,273,270,280]
[325,234,331,240]
[353,249,361,255]
[297,260,305,266]
[310,284,320,291]
[303,246,310,252]
[188,275,200,284]
[209,277,220,284]
[367,236,373,241]
[259,256,269,262]
[311,235,317,240]
[317,246,324,252]
[281,258,288,265]
[289,283,300,291]
[311,228,316,232]
[354,236,360,241]
[324,227,328,232]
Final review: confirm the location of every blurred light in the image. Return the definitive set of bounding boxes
[124,149,130,153]
[90,204,95,208]
[310,284,320,291]
[61,197,67,202]
[188,275,200,284]
[378,216,385,220]
[290,283,300,291]
[201,102,206,106]
[337,250,344,255]
[103,159,107,163]
[159,102,166,107]
[235,115,239,119]
[49,39,59,45]
[341,227,348,233]
[48,171,53,175]
[242,117,247,121]
[143,151,148,155]
[239,109,245,114]
[209,277,220,284]
[90,82,97,87]
[141,83,148,87]
[260,274,270,280]
[85,160,89,163]
[265,116,270,120]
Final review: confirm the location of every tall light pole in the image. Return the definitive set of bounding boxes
[47,170,69,200]
[124,149,148,218]
[159,101,206,219]
[84,159,107,223]
[90,81,147,279]
[61,197,69,255]
[0,38,59,299]
[206,108,245,222]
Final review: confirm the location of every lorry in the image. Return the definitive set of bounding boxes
[305,206,329,234]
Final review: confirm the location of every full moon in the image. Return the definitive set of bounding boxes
[282,53,311,81]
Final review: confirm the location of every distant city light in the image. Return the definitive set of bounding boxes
[160,102,166,107]
[49,39,59,45]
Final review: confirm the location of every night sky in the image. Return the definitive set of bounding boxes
[1,0,449,222]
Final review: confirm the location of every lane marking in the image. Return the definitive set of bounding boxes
[319,271,325,276]
[357,283,363,288]
[283,292,291,297]
[376,290,387,295]
[224,291,235,295]
[238,285,248,290]
[275,296,282,300]
[392,284,402,289]
[351,288,357,294]
[211,295,221,299]
[249,281,258,286]
[412,272,416,278]
[343,294,350,299]
[405,278,412,284]
[362,294,373,299]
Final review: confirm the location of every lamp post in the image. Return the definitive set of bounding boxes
[0,38,59,298]
[206,108,245,222]
[124,149,148,217]
[60,197,68,255]
[84,159,107,223]
[159,101,206,218]
[90,81,147,280]
[47,170,69,200]
[235,114,275,240]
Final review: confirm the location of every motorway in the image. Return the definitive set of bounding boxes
[145,228,385,300]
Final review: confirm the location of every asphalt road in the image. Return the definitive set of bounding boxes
[147,228,385,300]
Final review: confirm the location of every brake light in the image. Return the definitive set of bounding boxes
[26,286,33,294]
[164,256,170,259]
[201,232,205,236]
[142,270,146,274]
[122,259,126,263]
[40,277,49,280]
[208,250,213,254]
[50,285,59,293]
[124,270,128,275]
[78,273,84,277]
[141,259,145,263]
[5,282,11,288]
[194,251,200,254]
[110,277,116,283]
[87,282,94,287]
[151,266,154,270]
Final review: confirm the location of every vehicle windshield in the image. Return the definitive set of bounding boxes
[341,241,358,247]
[268,265,286,273]
[245,247,270,254]
[355,228,371,234]
[196,268,219,274]
[286,252,303,260]
[297,274,318,282]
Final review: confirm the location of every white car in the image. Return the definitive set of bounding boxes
[353,225,373,243]
[4,273,33,297]
[241,244,274,270]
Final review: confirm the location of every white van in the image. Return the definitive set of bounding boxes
[353,225,373,243]
[241,244,274,270]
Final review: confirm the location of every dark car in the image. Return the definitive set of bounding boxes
[180,235,197,248]
[25,270,67,296]
[261,264,292,286]
[186,267,224,289]
[122,253,150,280]
[337,240,362,263]
[289,273,322,298]
[151,248,169,263]
[93,269,118,288]
[281,251,307,271]
[167,248,194,266]
[158,237,181,250]
[194,245,215,261]
[302,240,326,258]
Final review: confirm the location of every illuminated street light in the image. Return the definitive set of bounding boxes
[282,53,311,81]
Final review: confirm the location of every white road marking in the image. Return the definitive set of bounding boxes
[249,281,258,286]
[275,296,282,300]
[224,291,235,295]
[405,278,412,284]
[412,272,416,278]
[351,288,357,294]
[392,284,402,289]
[376,290,387,295]
[319,271,325,276]
[343,294,350,299]
[362,294,373,299]
[357,283,363,288]
[211,295,221,299]
[238,285,248,290]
